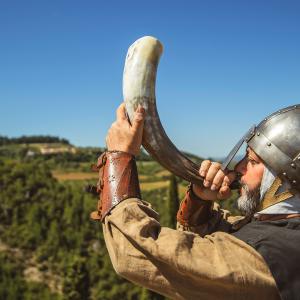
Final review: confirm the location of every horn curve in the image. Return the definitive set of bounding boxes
[123,36,205,186]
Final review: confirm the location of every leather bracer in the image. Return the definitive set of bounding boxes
[177,184,213,227]
[90,151,141,222]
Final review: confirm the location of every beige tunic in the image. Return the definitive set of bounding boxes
[103,198,280,300]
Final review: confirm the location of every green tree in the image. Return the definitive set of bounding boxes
[62,255,90,300]
[166,175,180,228]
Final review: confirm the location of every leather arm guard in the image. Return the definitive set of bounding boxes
[90,151,141,222]
[177,184,213,227]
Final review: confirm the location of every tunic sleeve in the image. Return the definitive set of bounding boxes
[103,198,280,300]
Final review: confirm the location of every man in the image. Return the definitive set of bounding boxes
[91,103,300,300]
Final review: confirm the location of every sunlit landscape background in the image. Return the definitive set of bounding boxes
[1,1,299,299]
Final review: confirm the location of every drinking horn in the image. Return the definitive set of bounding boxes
[123,36,240,190]
[123,36,205,186]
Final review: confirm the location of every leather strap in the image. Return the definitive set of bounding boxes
[177,184,213,227]
[90,151,141,222]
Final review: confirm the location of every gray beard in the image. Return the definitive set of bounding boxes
[237,183,261,217]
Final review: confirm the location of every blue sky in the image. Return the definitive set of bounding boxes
[1,0,300,158]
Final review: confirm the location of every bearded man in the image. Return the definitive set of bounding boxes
[91,103,300,300]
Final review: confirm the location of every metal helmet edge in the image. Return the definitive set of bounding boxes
[247,104,300,191]
[222,104,300,192]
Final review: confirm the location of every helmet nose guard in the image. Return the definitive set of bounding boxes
[221,125,256,171]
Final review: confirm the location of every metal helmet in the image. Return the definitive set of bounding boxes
[222,104,300,192]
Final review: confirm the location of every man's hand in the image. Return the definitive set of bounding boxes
[106,103,145,156]
[192,160,237,201]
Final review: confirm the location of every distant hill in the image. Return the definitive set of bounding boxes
[0,135,205,164]
[0,135,70,146]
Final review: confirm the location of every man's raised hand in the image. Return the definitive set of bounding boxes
[106,103,145,156]
[192,160,237,201]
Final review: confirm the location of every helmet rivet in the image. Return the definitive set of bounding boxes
[257,132,260,136]
[291,163,296,168]
[297,157,300,161]
[267,142,272,146]
[292,180,297,184]
[283,172,287,176]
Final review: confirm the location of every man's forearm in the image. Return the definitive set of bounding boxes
[176,184,240,236]
[177,184,213,227]
[90,151,141,221]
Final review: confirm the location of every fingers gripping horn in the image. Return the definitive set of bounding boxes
[123,36,204,186]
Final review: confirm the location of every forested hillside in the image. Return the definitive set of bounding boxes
[0,136,239,299]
